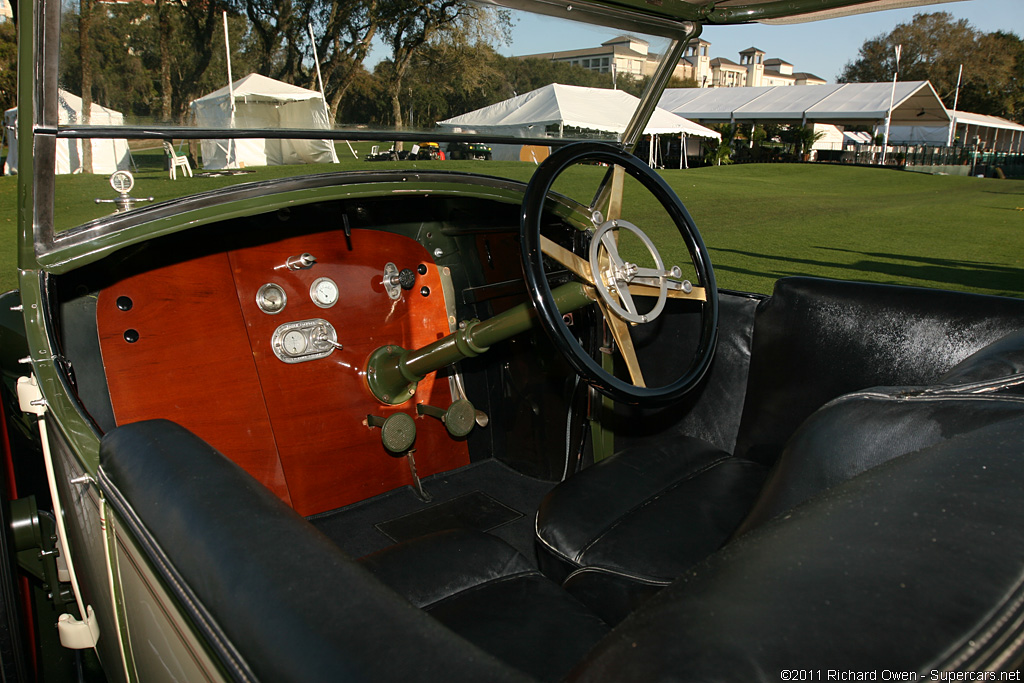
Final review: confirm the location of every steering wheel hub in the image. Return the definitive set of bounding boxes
[589,218,673,325]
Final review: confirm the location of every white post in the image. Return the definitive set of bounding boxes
[947,64,962,147]
[223,11,237,167]
[308,23,347,161]
[881,44,901,166]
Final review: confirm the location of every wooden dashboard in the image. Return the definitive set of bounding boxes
[96,228,470,516]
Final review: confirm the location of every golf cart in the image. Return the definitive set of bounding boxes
[3,0,1024,680]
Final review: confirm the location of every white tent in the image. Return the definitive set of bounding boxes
[3,90,131,175]
[437,83,720,161]
[658,82,949,127]
[189,73,339,170]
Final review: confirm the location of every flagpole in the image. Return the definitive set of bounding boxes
[881,44,901,166]
[308,23,349,160]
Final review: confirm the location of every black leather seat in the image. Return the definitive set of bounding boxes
[358,529,609,682]
[536,279,1024,623]
[571,415,1024,680]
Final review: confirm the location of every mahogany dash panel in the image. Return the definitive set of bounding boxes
[229,229,470,516]
[97,252,293,506]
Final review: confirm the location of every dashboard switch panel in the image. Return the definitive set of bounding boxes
[271,319,340,363]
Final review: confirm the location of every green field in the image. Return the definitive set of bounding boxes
[1,150,1022,298]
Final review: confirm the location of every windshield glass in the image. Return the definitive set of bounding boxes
[39,0,682,231]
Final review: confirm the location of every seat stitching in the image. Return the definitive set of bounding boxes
[821,389,1024,411]
[564,565,672,587]
[575,454,738,561]
[924,564,1024,671]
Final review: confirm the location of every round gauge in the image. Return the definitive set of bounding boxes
[256,283,288,314]
[110,170,134,194]
[310,277,340,308]
[282,330,307,356]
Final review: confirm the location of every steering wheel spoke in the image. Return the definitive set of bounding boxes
[599,300,646,388]
[540,235,595,285]
[628,282,707,301]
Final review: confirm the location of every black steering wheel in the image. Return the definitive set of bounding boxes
[519,141,719,406]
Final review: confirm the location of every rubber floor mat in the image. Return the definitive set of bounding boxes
[375,491,523,542]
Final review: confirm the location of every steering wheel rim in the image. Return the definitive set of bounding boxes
[519,141,719,406]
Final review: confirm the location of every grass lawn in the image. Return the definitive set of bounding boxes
[0,151,1022,299]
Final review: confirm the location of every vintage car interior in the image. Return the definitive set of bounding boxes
[5,0,1024,680]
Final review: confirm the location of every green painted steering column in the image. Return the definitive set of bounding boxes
[366,282,593,405]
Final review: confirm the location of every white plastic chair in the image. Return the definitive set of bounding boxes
[163,141,193,180]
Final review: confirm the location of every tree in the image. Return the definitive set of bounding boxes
[377,0,505,138]
[0,21,16,114]
[79,0,94,172]
[839,12,1024,123]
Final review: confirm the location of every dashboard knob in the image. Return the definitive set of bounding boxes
[398,268,416,290]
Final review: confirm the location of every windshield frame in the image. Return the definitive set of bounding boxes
[17,0,702,266]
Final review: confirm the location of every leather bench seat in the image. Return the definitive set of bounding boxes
[536,280,1024,622]
[571,416,1024,680]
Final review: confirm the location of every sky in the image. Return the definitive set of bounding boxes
[502,0,1024,84]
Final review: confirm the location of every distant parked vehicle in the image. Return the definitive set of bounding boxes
[366,143,443,161]
[448,141,493,160]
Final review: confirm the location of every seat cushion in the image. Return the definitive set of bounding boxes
[360,529,608,682]
[535,437,768,586]
[736,329,1024,535]
[735,387,1024,536]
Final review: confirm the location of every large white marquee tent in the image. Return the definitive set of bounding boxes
[190,73,339,170]
[3,90,131,175]
[658,81,950,127]
[437,83,720,161]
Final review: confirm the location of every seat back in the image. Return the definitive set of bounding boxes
[732,277,1024,466]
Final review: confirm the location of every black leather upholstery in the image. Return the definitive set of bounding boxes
[733,277,1024,466]
[98,420,530,683]
[736,328,1024,535]
[936,328,1024,391]
[536,438,766,582]
[536,278,1024,619]
[736,386,1024,535]
[572,417,1024,680]
[360,530,609,682]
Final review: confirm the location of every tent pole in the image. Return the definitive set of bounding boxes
[308,23,349,161]
[223,11,237,168]
[947,64,962,147]
[881,44,901,166]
